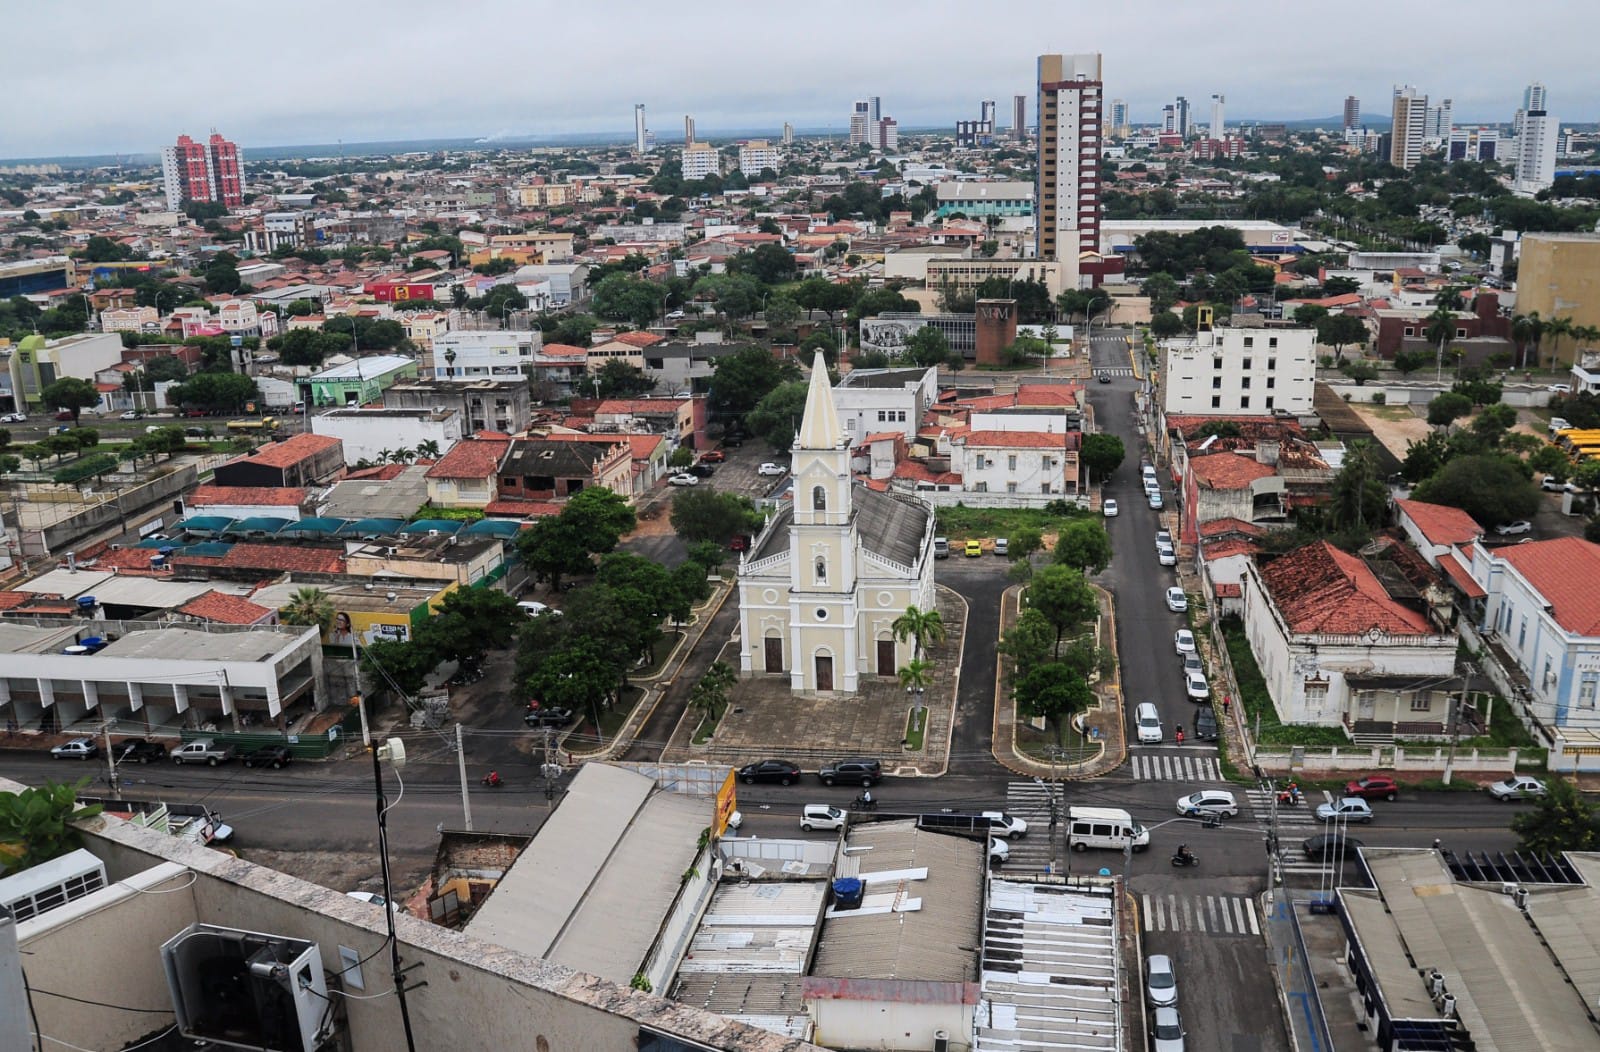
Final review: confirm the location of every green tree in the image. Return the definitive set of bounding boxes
[728,243,798,285]
[903,326,961,369]
[593,359,653,398]
[1315,313,1369,363]
[168,371,259,412]
[892,604,946,662]
[1342,360,1379,386]
[1012,662,1095,745]
[1142,273,1180,312]
[203,253,243,294]
[764,294,803,333]
[1028,565,1099,656]
[792,276,856,325]
[39,377,101,423]
[0,783,103,877]
[281,587,336,634]
[141,354,190,383]
[1008,526,1044,563]
[1328,440,1386,533]
[1149,312,1184,339]
[669,488,762,544]
[1427,391,1475,429]
[746,380,810,451]
[360,637,438,696]
[693,273,765,327]
[1412,454,1543,527]
[1529,444,1572,483]
[1511,779,1600,854]
[1079,433,1126,483]
[562,487,637,553]
[419,587,523,668]
[1053,518,1113,575]
[897,658,933,696]
[709,346,802,418]
[1292,303,1329,327]
[999,607,1055,673]
[592,273,668,327]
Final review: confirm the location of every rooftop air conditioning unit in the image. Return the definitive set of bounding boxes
[0,848,107,922]
[427,529,440,538]
[162,923,332,1052]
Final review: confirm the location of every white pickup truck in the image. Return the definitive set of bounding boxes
[170,739,235,766]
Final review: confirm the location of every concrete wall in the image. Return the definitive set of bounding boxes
[1518,235,1600,360]
[1253,745,1522,775]
[25,464,198,558]
[12,794,822,1052]
[808,996,973,1051]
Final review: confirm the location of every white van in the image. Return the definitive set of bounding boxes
[1136,702,1163,743]
[801,804,846,831]
[1067,806,1151,853]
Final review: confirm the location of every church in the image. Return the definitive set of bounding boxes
[737,354,938,693]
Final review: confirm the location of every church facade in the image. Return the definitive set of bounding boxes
[737,354,938,693]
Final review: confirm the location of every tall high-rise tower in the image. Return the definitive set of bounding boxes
[1424,99,1453,141]
[981,99,997,127]
[160,131,243,210]
[849,100,870,146]
[1162,104,1176,134]
[1390,86,1427,169]
[1108,99,1129,138]
[1036,52,1104,281]
[1012,94,1027,140]
[1210,94,1226,139]
[684,115,695,145]
[634,104,649,153]
[782,121,795,146]
[868,96,881,128]
[1174,96,1191,138]
[1343,96,1361,131]
[1515,83,1557,194]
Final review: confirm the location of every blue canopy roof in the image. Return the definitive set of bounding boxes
[224,517,292,535]
[280,517,347,535]
[400,519,463,535]
[177,541,235,559]
[172,516,235,535]
[336,518,407,538]
[463,519,522,539]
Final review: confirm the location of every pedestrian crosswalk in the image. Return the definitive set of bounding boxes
[1141,893,1260,936]
[1128,750,1222,782]
[1094,366,1135,376]
[1243,788,1323,831]
[1002,782,1065,873]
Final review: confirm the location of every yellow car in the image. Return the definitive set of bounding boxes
[964,539,983,557]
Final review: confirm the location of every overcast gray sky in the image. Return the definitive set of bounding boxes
[6,0,1595,158]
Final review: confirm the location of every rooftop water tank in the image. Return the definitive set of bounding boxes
[831,877,864,911]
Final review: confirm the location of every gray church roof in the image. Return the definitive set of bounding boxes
[747,484,930,570]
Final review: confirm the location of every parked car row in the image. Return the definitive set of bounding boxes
[51,736,292,769]
[1145,954,1186,1050]
[739,757,883,786]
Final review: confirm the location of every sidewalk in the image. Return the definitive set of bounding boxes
[991,581,1127,779]
[1262,893,1369,1052]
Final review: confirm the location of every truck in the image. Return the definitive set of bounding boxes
[170,738,235,766]
[226,416,280,433]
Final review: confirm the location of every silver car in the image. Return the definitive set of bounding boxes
[1146,953,1177,1007]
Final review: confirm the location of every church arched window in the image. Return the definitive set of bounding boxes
[812,486,827,511]
[815,556,827,583]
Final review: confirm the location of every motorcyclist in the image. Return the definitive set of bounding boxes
[485,771,502,787]
[857,789,874,810]
[1176,843,1193,862]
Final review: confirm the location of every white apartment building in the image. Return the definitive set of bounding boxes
[950,430,1078,502]
[739,141,784,178]
[430,328,543,379]
[1515,105,1559,194]
[98,306,158,333]
[310,406,464,466]
[1161,322,1316,418]
[216,300,260,336]
[1390,85,1428,170]
[832,366,938,444]
[682,142,719,181]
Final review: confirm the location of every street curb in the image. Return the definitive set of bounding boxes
[926,583,968,779]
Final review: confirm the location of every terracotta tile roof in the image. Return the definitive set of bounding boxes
[483,499,561,518]
[595,398,687,415]
[236,433,342,470]
[1395,499,1483,547]
[1015,384,1084,405]
[177,590,274,624]
[1190,452,1276,490]
[91,547,169,572]
[1200,518,1265,538]
[344,463,407,481]
[211,543,345,575]
[188,485,307,508]
[1260,541,1432,636]
[568,433,664,459]
[1498,537,1600,636]
[1167,415,1304,440]
[957,430,1071,449]
[1202,539,1261,560]
[425,435,511,479]
[0,590,43,610]
[540,343,589,357]
[1215,582,1242,598]
[613,331,664,348]
[1438,551,1487,599]
[891,461,963,485]
[862,431,903,444]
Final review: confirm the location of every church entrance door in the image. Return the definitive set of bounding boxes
[815,654,834,691]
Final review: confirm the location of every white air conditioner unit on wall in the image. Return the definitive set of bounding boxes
[162,923,332,1052]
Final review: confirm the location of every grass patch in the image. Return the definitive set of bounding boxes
[903,707,927,751]
[935,503,1093,541]
[574,685,644,742]
[1015,721,1100,765]
[691,707,721,745]
[634,631,684,677]
[1221,618,1351,747]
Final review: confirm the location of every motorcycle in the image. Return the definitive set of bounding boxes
[480,774,504,788]
[1170,851,1199,868]
[1277,786,1303,806]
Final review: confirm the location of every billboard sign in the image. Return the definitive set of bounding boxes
[711,769,739,838]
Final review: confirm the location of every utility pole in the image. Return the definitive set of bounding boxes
[542,728,558,806]
[1442,693,1461,786]
[100,720,120,800]
[455,722,473,832]
[1046,745,1064,872]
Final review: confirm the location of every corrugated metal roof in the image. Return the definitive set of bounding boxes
[811,820,983,984]
[974,880,1121,1052]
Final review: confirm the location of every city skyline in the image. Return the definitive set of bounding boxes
[4,0,1597,158]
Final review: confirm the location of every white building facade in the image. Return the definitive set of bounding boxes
[737,355,937,693]
[681,143,718,181]
[832,366,939,444]
[1161,322,1316,418]
[738,141,782,178]
[430,328,543,379]
[310,407,464,466]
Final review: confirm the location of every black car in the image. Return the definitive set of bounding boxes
[688,463,716,478]
[242,744,292,769]
[524,707,575,728]
[1192,708,1218,742]
[115,739,168,764]
[818,759,882,786]
[1302,833,1364,861]
[722,432,744,447]
[1097,371,1112,383]
[738,759,802,785]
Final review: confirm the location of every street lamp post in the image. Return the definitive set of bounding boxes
[442,347,457,379]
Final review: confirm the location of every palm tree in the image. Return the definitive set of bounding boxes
[897,659,932,694]
[390,447,416,464]
[281,587,335,635]
[1543,316,1574,370]
[1424,305,1458,382]
[415,439,442,460]
[892,605,946,662]
[1572,324,1600,362]
[376,448,394,465]
[1511,312,1544,370]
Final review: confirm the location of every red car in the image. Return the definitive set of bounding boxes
[184,408,207,418]
[1344,775,1399,802]
[700,450,726,463]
